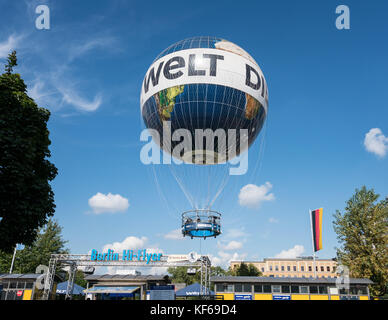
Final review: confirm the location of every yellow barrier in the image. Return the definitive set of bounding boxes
[310,295,329,300]
[359,296,369,300]
[330,295,340,300]
[220,293,234,300]
[291,294,310,300]
[254,294,272,300]
[22,290,33,300]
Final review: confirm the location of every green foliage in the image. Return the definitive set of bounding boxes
[167,266,201,286]
[0,51,58,253]
[230,262,262,276]
[333,186,388,296]
[5,51,17,74]
[70,270,87,288]
[0,219,69,273]
[168,266,231,286]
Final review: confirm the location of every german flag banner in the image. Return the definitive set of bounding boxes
[311,208,323,252]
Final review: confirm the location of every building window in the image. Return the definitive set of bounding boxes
[300,286,309,294]
[350,286,367,295]
[291,286,299,293]
[293,266,297,272]
[318,286,328,294]
[261,268,265,272]
[287,266,290,271]
[216,284,225,292]
[235,284,243,292]
[308,266,312,272]
[310,286,318,294]
[339,288,347,295]
[275,266,279,271]
[281,285,290,293]
[269,266,273,271]
[254,285,263,293]
[281,266,284,271]
[25,282,33,289]
[320,266,324,272]
[301,266,305,272]
[263,285,271,293]
[327,266,330,272]
[243,284,251,292]
[216,284,233,292]
[272,285,281,293]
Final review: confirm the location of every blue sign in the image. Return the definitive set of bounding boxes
[90,249,163,264]
[235,294,252,300]
[273,295,291,300]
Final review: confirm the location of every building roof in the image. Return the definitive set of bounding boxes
[0,273,42,280]
[230,258,336,263]
[84,274,169,281]
[210,276,373,285]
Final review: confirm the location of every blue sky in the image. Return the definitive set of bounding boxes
[1,0,388,270]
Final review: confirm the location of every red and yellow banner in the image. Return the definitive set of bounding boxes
[311,208,323,252]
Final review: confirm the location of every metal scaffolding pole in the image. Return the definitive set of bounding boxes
[42,257,57,300]
[65,264,77,300]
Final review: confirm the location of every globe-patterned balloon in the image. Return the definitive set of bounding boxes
[140,36,268,164]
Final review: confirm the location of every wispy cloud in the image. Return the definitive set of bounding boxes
[58,84,102,112]
[14,32,117,113]
[68,37,118,62]
[164,229,186,240]
[217,240,243,251]
[0,34,23,58]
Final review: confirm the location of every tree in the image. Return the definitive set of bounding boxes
[333,186,388,296]
[70,270,87,288]
[0,219,69,273]
[0,51,58,253]
[230,262,262,276]
[167,266,201,286]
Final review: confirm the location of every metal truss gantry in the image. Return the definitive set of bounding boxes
[42,253,211,300]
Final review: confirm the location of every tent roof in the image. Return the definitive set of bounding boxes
[175,283,214,296]
[84,286,139,294]
[56,281,85,295]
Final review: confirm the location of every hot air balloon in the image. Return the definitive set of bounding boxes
[140,36,268,239]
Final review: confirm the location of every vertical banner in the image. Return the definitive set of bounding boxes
[311,208,323,252]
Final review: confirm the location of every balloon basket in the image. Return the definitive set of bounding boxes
[181,209,221,239]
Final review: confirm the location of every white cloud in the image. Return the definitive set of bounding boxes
[268,217,279,223]
[0,34,22,58]
[274,245,305,259]
[224,227,247,239]
[88,192,129,214]
[217,240,243,251]
[238,182,275,209]
[364,128,388,158]
[102,236,147,252]
[210,251,248,268]
[164,229,185,240]
[101,236,165,275]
